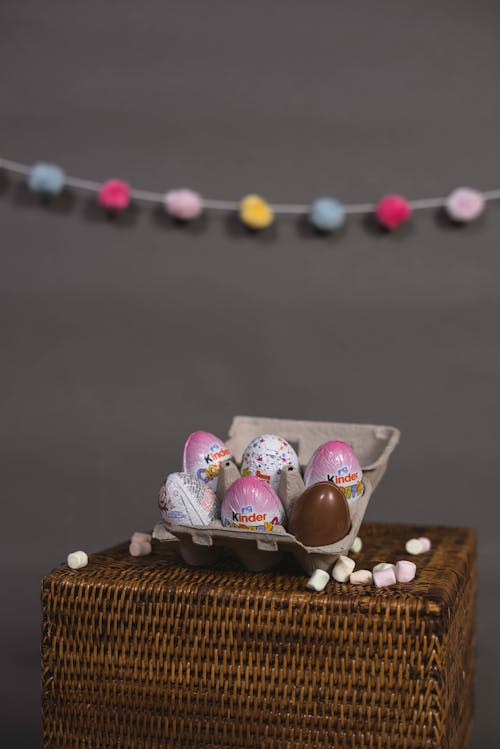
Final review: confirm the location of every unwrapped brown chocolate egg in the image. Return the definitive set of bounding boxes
[288,481,351,547]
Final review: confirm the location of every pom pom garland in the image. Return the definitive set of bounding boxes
[98,179,131,213]
[239,194,274,230]
[2,156,500,237]
[445,187,485,222]
[376,195,412,230]
[27,162,65,196]
[309,197,345,232]
[164,188,203,220]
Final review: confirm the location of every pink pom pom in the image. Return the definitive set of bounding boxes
[445,187,484,222]
[164,189,203,220]
[98,179,131,212]
[375,194,411,230]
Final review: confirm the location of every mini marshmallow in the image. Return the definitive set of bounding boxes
[129,540,152,557]
[396,560,417,583]
[350,536,363,553]
[350,569,373,585]
[67,550,88,570]
[373,565,397,588]
[131,531,152,543]
[373,562,395,573]
[418,537,431,552]
[306,569,330,592]
[406,538,425,555]
[332,555,356,583]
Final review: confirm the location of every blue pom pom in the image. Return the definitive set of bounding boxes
[309,197,345,232]
[27,162,65,196]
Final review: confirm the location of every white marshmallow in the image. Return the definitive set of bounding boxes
[67,550,88,570]
[373,562,395,573]
[350,569,373,585]
[306,569,330,592]
[350,536,363,553]
[418,537,431,552]
[332,555,356,583]
[406,538,425,555]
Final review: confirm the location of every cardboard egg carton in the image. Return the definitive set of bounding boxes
[152,415,400,584]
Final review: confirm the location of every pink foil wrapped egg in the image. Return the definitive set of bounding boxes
[183,430,232,490]
[159,472,217,527]
[221,476,285,531]
[240,434,300,491]
[304,440,364,502]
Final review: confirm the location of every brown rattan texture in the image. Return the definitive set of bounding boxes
[41,522,476,749]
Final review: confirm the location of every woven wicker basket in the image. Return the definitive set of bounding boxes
[41,521,476,748]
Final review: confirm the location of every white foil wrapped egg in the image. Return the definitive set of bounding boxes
[182,430,232,491]
[159,472,217,527]
[304,440,364,502]
[240,434,300,491]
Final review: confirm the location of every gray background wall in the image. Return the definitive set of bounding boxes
[1,1,499,746]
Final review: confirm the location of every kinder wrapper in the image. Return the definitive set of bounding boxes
[159,472,217,527]
[221,476,285,531]
[240,434,300,491]
[183,431,232,491]
[304,439,364,502]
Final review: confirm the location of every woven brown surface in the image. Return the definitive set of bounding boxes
[41,522,476,749]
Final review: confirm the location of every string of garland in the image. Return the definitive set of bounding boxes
[2,156,500,232]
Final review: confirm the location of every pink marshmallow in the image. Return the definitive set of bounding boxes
[350,569,373,585]
[373,566,397,588]
[131,531,152,543]
[396,560,417,583]
[129,540,152,557]
[418,537,431,552]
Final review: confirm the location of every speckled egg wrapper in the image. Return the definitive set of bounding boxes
[240,433,300,490]
[153,415,400,580]
[159,472,217,528]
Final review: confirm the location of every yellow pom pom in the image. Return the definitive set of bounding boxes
[239,194,274,230]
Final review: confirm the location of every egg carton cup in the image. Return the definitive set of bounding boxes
[153,477,371,572]
[152,416,400,588]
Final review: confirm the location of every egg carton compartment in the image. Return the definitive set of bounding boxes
[152,416,400,588]
[153,475,371,575]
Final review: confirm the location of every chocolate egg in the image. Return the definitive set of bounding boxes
[288,481,351,546]
[159,472,217,528]
[240,434,300,491]
[221,476,285,531]
[304,440,364,502]
[182,430,232,490]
